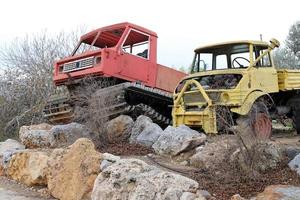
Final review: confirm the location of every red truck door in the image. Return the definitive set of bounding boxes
[119,29,151,84]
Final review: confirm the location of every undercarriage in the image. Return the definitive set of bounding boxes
[43,78,173,127]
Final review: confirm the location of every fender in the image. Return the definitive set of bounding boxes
[231,91,268,115]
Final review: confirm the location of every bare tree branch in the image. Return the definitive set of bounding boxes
[0,27,86,139]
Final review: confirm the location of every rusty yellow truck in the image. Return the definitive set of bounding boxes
[172,38,300,138]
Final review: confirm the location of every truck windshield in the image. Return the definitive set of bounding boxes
[191,44,251,73]
[72,28,125,56]
[73,42,101,55]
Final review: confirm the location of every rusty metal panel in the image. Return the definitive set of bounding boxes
[155,65,186,92]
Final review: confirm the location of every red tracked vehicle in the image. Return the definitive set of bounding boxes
[44,22,186,125]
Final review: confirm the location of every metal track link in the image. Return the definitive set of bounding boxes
[43,94,73,123]
[125,103,170,125]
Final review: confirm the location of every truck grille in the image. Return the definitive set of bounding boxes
[63,57,94,73]
[183,92,205,103]
[183,91,222,103]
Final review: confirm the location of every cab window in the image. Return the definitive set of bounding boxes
[231,52,251,68]
[216,54,228,69]
[253,45,271,67]
[122,29,150,59]
[191,43,251,73]
[191,53,212,73]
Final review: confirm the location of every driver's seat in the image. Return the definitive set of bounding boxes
[137,49,148,58]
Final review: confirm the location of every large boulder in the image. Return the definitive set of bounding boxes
[7,150,49,186]
[104,115,134,143]
[19,123,54,148]
[47,138,102,200]
[0,139,25,154]
[189,136,283,172]
[91,158,207,200]
[255,185,300,200]
[284,146,300,160]
[100,153,121,171]
[129,115,163,147]
[252,142,282,172]
[50,122,96,148]
[288,153,300,175]
[189,135,238,169]
[231,142,282,172]
[152,125,207,156]
[19,122,96,148]
[0,139,25,175]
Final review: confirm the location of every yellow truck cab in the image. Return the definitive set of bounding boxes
[172,39,300,138]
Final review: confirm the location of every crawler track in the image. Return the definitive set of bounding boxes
[90,82,173,126]
[44,80,173,126]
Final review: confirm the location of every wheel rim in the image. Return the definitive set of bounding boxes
[252,113,272,139]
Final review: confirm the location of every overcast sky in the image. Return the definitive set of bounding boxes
[0,0,299,68]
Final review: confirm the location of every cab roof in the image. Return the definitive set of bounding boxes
[81,22,157,41]
[195,40,269,53]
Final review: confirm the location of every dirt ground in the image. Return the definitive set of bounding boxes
[190,159,300,199]
[97,134,300,200]
[97,141,153,156]
[134,153,300,199]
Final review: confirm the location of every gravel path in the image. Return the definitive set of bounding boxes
[0,176,55,200]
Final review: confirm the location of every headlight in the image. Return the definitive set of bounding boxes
[58,65,64,73]
[221,92,230,102]
[94,56,101,64]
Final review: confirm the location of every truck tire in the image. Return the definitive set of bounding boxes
[292,107,300,134]
[288,95,300,134]
[236,101,272,139]
[291,103,300,134]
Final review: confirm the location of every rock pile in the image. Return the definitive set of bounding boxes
[19,122,96,148]
[106,115,208,158]
[0,114,299,200]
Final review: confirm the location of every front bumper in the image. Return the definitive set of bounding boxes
[172,79,218,134]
